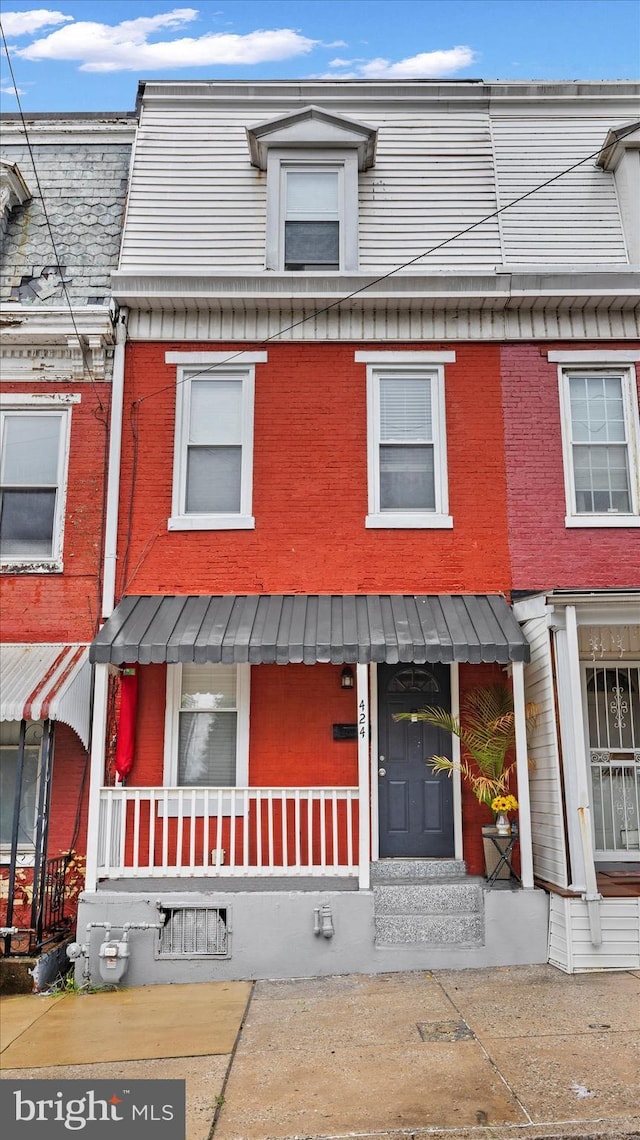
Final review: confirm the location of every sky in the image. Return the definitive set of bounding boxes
[0,0,639,113]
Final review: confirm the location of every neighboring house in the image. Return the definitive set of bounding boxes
[77,80,638,985]
[0,113,135,965]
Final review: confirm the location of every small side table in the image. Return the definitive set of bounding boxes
[484,824,521,886]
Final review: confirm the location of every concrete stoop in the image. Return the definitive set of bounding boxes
[372,859,485,947]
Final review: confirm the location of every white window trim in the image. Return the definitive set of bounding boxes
[167,352,266,531]
[163,663,250,816]
[360,353,454,529]
[557,363,640,528]
[266,148,359,272]
[0,397,76,571]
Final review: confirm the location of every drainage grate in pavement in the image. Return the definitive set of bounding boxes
[417,1018,475,1042]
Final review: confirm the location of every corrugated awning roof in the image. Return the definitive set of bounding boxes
[91,595,529,666]
[0,644,92,748]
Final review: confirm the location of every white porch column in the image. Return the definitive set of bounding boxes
[512,660,534,890]
[564,605,602,942]
[356,663,371,890]
[84,663,109,892]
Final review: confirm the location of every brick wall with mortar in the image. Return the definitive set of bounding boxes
[501,343,640,591]
[1,381,110,642]
[117,342,512,597]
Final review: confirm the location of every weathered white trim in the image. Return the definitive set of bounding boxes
[369,663,379,864]
[365,513,453,529]
[0,393,80,406]
[355,351,456,363]
[565,608,602,923]
[85,663,109,892]
[450,662,463,862]
[356,663,371,890]
[124,301,640,343]
[102,309,128,619]
[0,160,30,217]
[548,350,640,362]
[247,105,377,171]
[165,352,268,365]
[512,660,534,890]
[565,515,640,527]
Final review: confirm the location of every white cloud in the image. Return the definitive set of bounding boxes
[0,9,73,36]
[0,82,26,96]
[14,7,318,72]
[324,45,477,80]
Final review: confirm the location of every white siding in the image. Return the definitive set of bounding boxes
[522,615,569,888]
[120,108,502,273]
[549,895,640,972]
[120,99,630,277]
[492,117,628,266]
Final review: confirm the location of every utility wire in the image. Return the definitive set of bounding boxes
[1,22,106,412]
[134,123,636,409]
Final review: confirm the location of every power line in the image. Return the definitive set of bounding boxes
[1,22,106,413]
[134,124,636,408]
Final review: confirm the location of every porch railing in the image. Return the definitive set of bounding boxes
[590,750,640,852]
[97,786,360,878]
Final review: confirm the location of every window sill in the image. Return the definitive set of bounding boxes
[365,513,454,529]
[168,515,255,531]
[564,514,640,528]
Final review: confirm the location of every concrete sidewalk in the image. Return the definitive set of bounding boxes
[1,964,639,1140]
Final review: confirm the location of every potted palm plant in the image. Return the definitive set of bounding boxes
[396,683,537,877]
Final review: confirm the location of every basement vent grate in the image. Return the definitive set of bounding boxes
[417,1019,474,1042]
[157,906,230,959]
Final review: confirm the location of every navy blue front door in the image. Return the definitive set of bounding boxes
[377,664,454,858]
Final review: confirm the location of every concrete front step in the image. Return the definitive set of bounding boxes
[370,858,466,882]
[373,878,484,915]
[375,912,485,945]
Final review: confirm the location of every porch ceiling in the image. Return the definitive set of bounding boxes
[90,594,529,666]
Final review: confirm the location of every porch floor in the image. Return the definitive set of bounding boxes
[536,863,640,899]
[95,876,359,893]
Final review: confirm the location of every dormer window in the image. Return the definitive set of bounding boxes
[283,166,340,270]
[246,105,377,273]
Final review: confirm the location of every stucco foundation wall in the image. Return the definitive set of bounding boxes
[75,886,548,986]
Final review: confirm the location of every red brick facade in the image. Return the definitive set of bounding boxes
[501,344,640,590]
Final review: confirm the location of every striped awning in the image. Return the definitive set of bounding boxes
[91,595,529,666]
[0,644,92,748]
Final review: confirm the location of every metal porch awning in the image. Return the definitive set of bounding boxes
[90,595,529,667]
[0,644,92,748]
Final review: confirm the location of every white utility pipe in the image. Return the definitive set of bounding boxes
[101,306,128,619]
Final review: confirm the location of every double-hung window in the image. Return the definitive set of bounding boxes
[0,398,73,568]
[167,352,266,530]
[359,352,454,528]
[552,353,640,527]
[164,664,250,806]
[266,150,359,272]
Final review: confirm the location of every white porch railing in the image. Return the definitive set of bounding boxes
[96,786,360,878]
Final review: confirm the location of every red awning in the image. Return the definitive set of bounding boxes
[0,644,91,747]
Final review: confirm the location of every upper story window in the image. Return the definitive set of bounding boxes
[166,352,266,531]
[283,165,341,271]
[357,351,455,529]
[0,397,75,570]
[246,105,377,274]
[550,352,640,527]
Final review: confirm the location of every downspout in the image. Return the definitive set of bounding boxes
[102,305,128,620]
[85,306,128,892]
[565,605,602,946]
